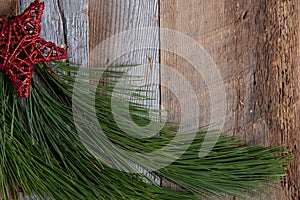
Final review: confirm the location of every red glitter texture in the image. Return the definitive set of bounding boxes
[0,0,68,98]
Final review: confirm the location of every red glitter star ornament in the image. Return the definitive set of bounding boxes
[0,0,68,98]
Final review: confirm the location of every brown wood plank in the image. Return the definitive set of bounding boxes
[160,0,299,199]
[262,1,300,199]
[0,0,17,18]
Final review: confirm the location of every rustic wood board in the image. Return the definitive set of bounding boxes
[160,0,300,199]
[89,0,161,184]
[19,0,89,64]
[0,0,17,18]
[89,0,160,109]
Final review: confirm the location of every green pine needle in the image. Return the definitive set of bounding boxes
[0,62,292,200]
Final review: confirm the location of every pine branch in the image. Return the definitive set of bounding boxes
[0,62,292,200]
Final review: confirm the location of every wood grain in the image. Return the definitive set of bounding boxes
[19,0,89,64]
[89,0,160,109]
[160,0,300,199]
[0,0,17,18]
[89,0,161,184]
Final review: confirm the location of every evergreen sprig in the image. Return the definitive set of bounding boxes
[0,62,292,200]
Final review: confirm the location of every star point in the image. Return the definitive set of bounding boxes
[0,0,68,98]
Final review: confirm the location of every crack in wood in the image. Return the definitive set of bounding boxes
[57,0,68,61]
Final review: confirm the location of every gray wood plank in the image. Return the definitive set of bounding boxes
[19,1,65,49]
[55,0,89,65]
[89,0,161,184]
[19,0,89,64]
[89,0,160,111]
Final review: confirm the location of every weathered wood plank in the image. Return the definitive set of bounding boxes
[262,1,300,199]
[19,1,65,49]
[89,0,160,108]
[89,0,160,184]
[160,0,228,190]
[55,0,89,65]
[89,2,161,129]
[0,0,17,18]
[160,0,299,199]
[19,0,89,64]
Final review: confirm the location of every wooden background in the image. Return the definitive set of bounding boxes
[2,0,299,199]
